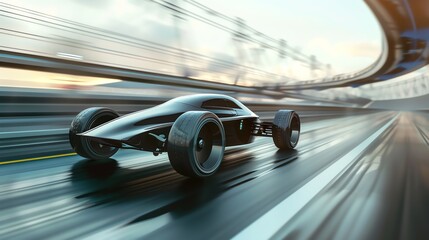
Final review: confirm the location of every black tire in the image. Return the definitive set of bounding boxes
[69,107,119,160]
[272,110,300,149]
[167,111,225,178]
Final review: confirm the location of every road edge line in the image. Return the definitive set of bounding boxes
[232,114,399,240]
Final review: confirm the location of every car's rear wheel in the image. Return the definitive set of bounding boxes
[167,111,225,178]
[69,107,119,160]
[272,110,300,149]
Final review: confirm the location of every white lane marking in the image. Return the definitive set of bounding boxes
[233,114,398,240]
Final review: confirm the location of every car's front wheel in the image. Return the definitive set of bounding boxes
[167,111,225,178]
[69,107,119,160]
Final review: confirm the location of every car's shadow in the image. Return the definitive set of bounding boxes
[70,157,176,195]
[69,147,298,219]
[71,158,119,179]
[70,147,298,190]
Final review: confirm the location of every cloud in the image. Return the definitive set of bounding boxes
[206,52,238,73]
[308,38,381,59]
[73,0,111,8]
[143,20,179,46]
[337,41,381,58]
[305,37,382,73]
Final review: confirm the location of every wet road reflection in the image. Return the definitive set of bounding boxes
[0,112,427,239]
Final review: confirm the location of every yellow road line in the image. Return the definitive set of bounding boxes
[0,153,77,165]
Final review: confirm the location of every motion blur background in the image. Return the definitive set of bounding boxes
[1,0,429,104]
[0,0,428,239]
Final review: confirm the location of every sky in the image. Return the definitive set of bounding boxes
[0,0,383,84]
[196,0,383,72]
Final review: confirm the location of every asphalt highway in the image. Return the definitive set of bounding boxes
[0,111,428,240]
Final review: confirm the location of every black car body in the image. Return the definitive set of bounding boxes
[81,94,258,152]
[69,94,300,178]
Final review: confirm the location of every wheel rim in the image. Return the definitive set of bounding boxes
[87,114,117,156]
[290,114,300,146]
[194,119,224,174]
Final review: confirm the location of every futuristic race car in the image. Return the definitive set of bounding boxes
[69,94,300,178]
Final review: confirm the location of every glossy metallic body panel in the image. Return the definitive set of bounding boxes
[80,94,259,151]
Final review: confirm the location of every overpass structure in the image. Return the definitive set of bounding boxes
[0,0,428,97]
[275,0,429,90]
[357,70,429,100]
